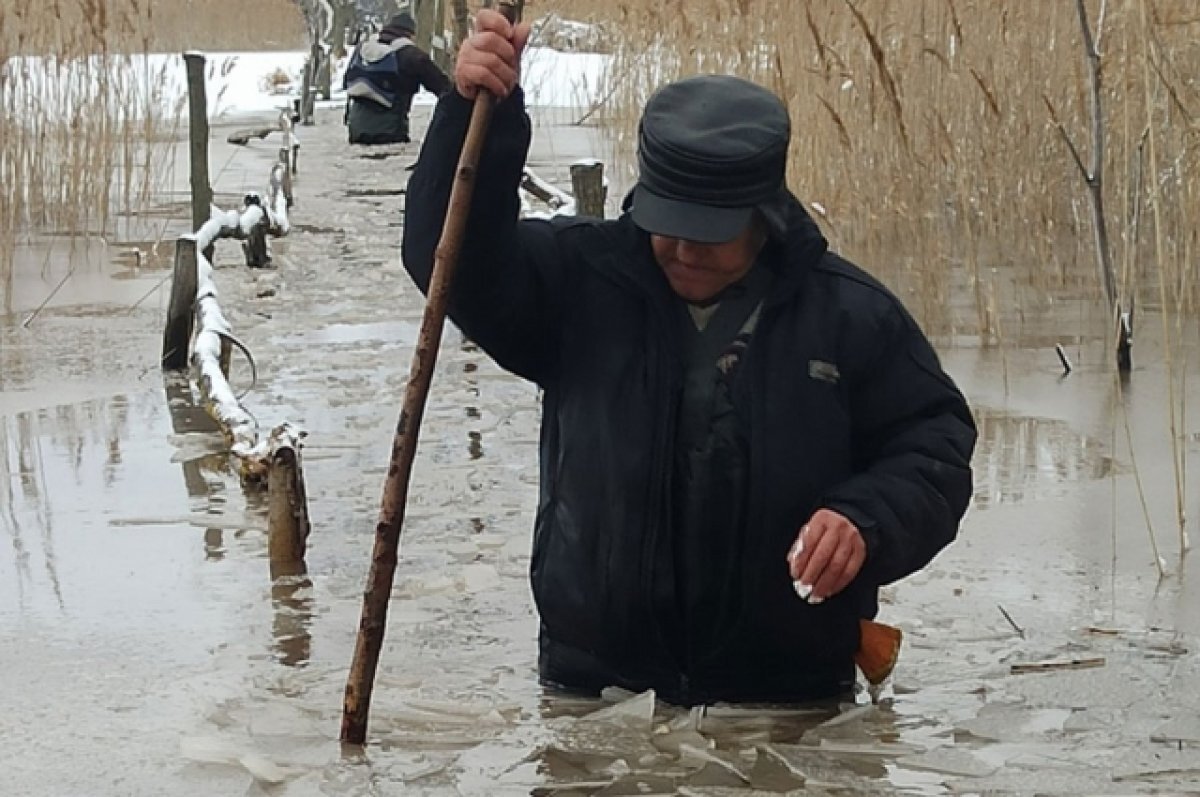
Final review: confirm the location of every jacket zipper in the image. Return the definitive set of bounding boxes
[641,295,690,703]
[585,246,693,704]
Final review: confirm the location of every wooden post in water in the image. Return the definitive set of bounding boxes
[268,425,311,566]
[242,194,271,268]
[570,160,606,218]
[162,237,199,370]
[183,53,214,258]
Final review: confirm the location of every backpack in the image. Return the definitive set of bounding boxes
[344,36,414,109]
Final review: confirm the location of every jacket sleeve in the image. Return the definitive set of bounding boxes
[821,305,976,586]
[401,88,565,385]
[416,53,452,97]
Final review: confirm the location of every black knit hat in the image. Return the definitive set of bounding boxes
[384,12,417,35]
[631,75,790,244]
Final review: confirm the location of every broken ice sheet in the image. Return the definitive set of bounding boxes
[745,745,808,791]
[945,769,1118,795]
[385,705,509,728]
[536,694,663,772]
[678,743,750,786]
[800,703,878,743]
[1062,707,1125,733]
[1112,745,1200,781]
[179,737,297,784]
[651,727,711,756]
[697,703,833,744]
[896,747,998,779]
[592,773,678,795]
[813,738,923,757]
[581,689,656,730]
[759,743,891,788]
[406,695,520,719]
[445,540,480,557]
[1151,717,1200,746]
[459,562,502,593]
[954,704,1069,742]
[398,573,457,597]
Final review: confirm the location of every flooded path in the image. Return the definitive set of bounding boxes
[2,105,1200,796]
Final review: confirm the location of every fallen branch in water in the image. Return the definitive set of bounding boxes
[1010,657,1106,675]
[997,604,1025,638]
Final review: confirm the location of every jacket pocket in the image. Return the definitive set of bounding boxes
[530,497,613,657]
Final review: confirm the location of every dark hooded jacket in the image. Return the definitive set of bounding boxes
[401,90,976,706]
[345,22,450,145]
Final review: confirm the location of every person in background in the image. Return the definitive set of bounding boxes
[344,12,451,145]
[401,9,977,705]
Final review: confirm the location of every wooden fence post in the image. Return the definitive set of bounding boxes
[242,194,272,268]
[299,42,321,125]
[268,426,311,567]
[183,52,214,258]
[162,237,199,370]
[570,160,606,218]
[318,50,332,100]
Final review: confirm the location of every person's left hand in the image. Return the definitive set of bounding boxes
[786,508,866,604]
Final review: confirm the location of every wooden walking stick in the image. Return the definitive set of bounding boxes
[340,0,523,746]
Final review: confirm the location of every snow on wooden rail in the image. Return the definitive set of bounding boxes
[192,245,264,477]
[160,189,294,481]
[162,222,311,566]
[170,50,309,569]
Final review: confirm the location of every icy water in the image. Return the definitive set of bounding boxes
[3,106,1200,796]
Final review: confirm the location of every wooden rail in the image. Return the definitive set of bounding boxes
[162,51,310,571]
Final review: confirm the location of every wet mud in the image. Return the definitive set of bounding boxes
[2,105,1200,796]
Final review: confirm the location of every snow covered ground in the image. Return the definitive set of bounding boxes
[1,46,610,121]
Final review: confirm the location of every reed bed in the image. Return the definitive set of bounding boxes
[0,0,305,301]
[561,0,1200,344]
[537,0,1198,562]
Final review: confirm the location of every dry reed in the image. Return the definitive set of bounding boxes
[559,0,1200,347]
[0,0,306,303]
[533,0,1199,562]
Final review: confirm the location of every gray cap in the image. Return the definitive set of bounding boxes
[631,75,790,244]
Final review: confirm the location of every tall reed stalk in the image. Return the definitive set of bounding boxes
[569,0,1200,344]
[532,0,1200,570]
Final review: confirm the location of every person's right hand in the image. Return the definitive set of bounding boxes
[455,8,531,100]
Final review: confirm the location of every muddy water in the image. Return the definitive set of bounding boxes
[3,105,1200,796]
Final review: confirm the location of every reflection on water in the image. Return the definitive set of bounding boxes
[971,407,1115,509]
[270,561,314,668]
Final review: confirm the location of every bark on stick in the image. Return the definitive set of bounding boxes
[340,0,521,748]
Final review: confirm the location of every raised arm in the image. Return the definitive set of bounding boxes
[401,10,566,385]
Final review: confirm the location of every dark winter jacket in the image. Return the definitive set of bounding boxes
[345,31,450,145]
[402,90,977,706]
